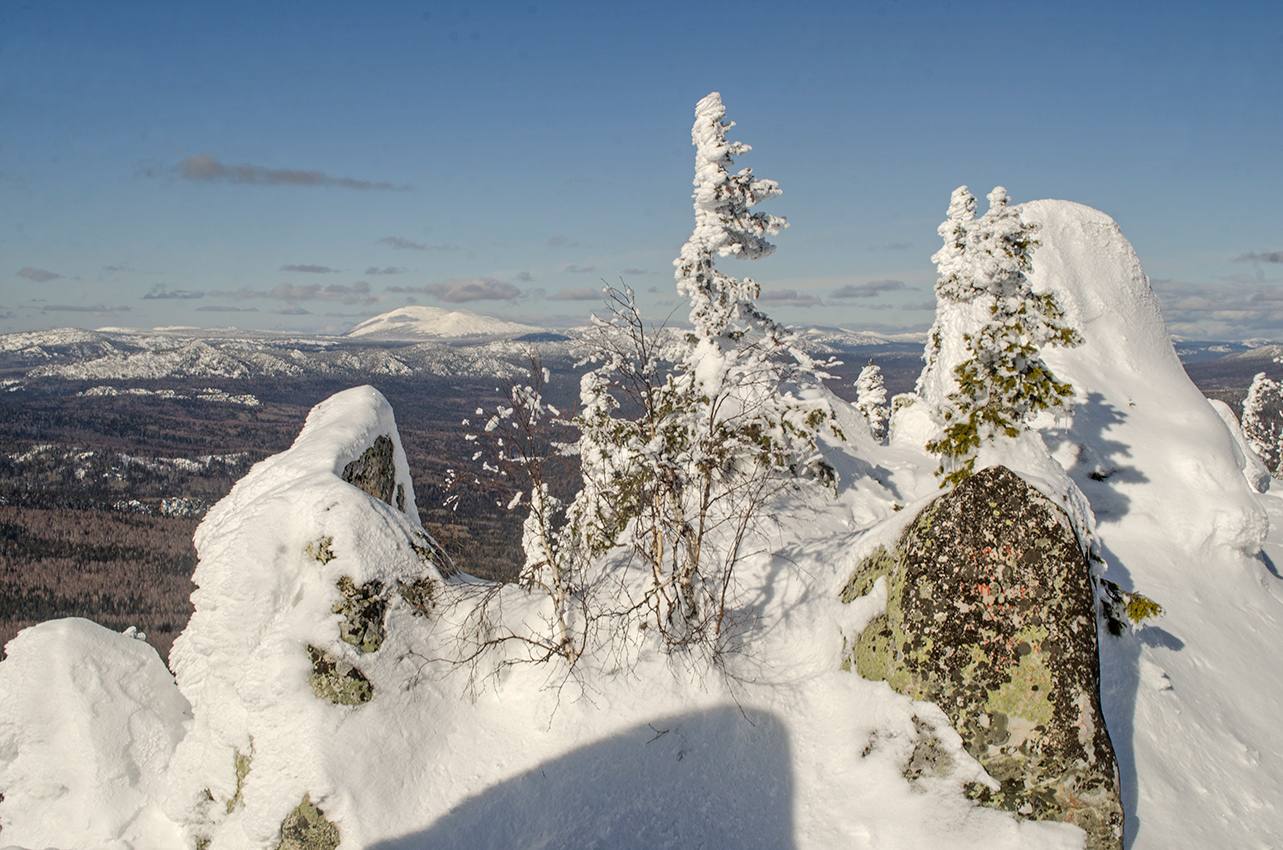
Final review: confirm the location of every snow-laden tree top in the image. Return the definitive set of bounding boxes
[675,92,789,341]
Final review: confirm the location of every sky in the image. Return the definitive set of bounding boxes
[2,0,1281,340]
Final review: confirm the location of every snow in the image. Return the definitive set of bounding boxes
[1018,200,1282,849]
[1,202,1282,849]
[0,325,529,387]
[1208,399,1271,493]
[344,306,542,340]
[0,619,191,850]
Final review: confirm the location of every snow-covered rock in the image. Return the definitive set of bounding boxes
[0,619,191,849]
[160,386,445,849]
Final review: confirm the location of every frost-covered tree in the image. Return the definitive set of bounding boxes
[456,93,841,662]
[855,361,888,441]
[1242,371,1283,475]
[922,186,1082,485]
[570,93,841,649]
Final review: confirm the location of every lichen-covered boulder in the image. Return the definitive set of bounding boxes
[844,465,1122,849]
[307,644,373,705]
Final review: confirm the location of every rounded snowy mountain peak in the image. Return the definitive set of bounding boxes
[345,306,543,341]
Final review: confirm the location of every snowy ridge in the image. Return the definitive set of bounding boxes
[1215,342,1283,364]
[4,332,526,383]
[791,326,926,350]
[1016,200,1281,848]
[345,306,542,340]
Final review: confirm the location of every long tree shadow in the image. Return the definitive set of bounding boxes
[1042,392,1148,522]
[373,706,795,850]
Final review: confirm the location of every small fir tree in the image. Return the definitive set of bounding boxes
[923,186,1083,485]
[855,361,889,441]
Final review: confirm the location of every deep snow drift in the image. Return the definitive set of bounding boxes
[2,201,1281,849]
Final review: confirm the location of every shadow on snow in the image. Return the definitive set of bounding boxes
[373,705,796,850]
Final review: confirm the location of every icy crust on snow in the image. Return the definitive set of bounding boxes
[0,619,191,849]
[163,385,443,849]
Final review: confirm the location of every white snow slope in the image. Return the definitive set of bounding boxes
[1021,200,1283,849]
[1,201,1281,850]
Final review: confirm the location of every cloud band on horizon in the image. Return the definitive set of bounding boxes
[175,153,403,190]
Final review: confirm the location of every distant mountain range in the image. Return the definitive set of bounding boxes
[0,305,1268,390]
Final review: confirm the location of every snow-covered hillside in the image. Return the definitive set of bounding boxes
[345,306,543,341]
[0,327,532,384]
[1,200,1281,849]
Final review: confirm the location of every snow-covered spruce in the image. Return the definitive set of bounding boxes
[855,361,889,441]
[918,186,1082,485]
[573,92,843,647]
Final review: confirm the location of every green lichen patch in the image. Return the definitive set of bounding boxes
[227,744,253,814]
[844,466,1123,850]
[397,575,438,618]
[307,644,373,705]
[840,545,897,603]
[305,536,336,565]
[278,794,340,850]
[334,576,386,653]
[849,612,893,681]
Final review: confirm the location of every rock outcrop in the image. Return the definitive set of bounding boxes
[844,465,1122,849]
[341,433,406,511]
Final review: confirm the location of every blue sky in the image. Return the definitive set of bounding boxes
[3,0,1281,339]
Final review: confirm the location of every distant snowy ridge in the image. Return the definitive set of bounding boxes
[791,326,927,349]
[80,385,262,406]
[1215,343,1283,364]
[345,306,543,340]
[6,334,525,383]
